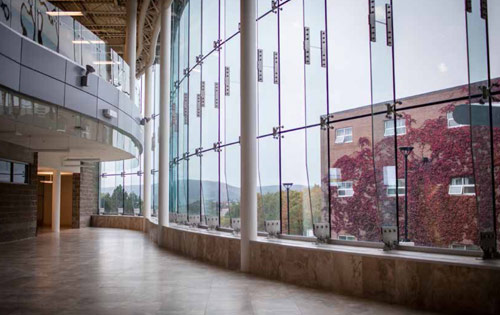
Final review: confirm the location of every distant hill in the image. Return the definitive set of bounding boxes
[101,181,309,202]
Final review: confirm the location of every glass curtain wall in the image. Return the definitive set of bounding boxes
[99,159,143,216]
[166,0,499,252]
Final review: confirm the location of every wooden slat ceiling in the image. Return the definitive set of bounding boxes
[50,0,131,56]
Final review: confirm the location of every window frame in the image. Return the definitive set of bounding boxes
[337,181,354,197]
[387,178,405,197]
[335,127,353,144]
[448,176,475,196]
[0,159,29,185]
[447,111,464,128]
[384,119,406,137]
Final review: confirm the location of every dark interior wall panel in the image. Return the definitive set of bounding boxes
[0,54,20,91]
[21,39,66,82]
[118,91,133,115]
[64,85,98,118]
[19,66,64,106]
[0,24,21,62]
[97,77,119,105]
[97,99,118,127]
[65,63,98,96]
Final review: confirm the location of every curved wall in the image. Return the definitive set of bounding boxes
[0,23,143,153]
[91,215,500,315]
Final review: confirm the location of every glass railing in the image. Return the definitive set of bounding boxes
[0,86,140,158]
[0,0,138,107]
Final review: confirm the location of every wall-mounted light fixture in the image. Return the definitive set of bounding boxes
[80,65,95,87]
[102,109,117,119]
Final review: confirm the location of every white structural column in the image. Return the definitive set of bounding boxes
[51,170,61,232]
[143,66,153,226]
[126,0,138,103]
[158,0,172,237]
[240,0,258,272]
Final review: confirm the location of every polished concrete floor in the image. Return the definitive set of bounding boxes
[0,228,440,315]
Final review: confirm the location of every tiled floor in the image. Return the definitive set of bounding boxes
[0,228,440,315]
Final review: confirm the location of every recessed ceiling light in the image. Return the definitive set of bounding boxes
[72,40,90,44]
[47,11,83,17]
[93,61,117,65]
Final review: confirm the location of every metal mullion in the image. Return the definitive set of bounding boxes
[389,0,400,243]
[177,20,181,215]
[200,0,204,219]
[324,0,332,238]
[483,0,498,247]
[122,160,125,213]
[186,1,191,217]
[216,0,221,227]
[277,3,283,234]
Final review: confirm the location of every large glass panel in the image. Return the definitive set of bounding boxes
[281,127,324,236]
[0,0,11,26]
[393,0,468,100]
[57,108,80,137]
[220,35,240,144]
[303,0,327,126]
[220,144,240,227]
[124,159,141,216]
[327,0,371,113]
[327,115,379,242]
[100,175,124,215]
[279,0,305,132]
[222,0,239,39]
[201,150,218,219]
[178,159,188,216]
[36,0,58,51]
[371,0,398,236]
[257,136,280,232]
[490,0,500,82]
[124,174,141,216]
[201,53,219,150]
[395,100,479,249]
[491,0,500,251]
[11,0,36,41]
[202,0,218,57]
[33,102,56,130]
[257,7,278,137]
[467,0,495,242]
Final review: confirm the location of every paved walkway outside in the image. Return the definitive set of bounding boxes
[0,228,440,315]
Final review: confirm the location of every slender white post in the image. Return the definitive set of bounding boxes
[240,0,257,272]
[51,170,61,232]
[143,66,153,228]
[126,0,138,103]
[158,0,171,242]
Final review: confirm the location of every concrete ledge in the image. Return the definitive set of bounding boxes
[92,215,500,315]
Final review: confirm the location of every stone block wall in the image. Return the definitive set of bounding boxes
[0,141,38,242]
[72,173,80,228]
[91,215,144,231]
[79,162,98,227]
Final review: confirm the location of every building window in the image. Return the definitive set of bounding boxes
[447,112,464,128]
[335,127,353,144]
[0,159,29,184]
[329,168,341,186]
[337,181,354,197]
[384,119,406,136]
[0,160,11,183]
[387,179,405,197]
[448,176,475,195]
[338,235,356,241]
